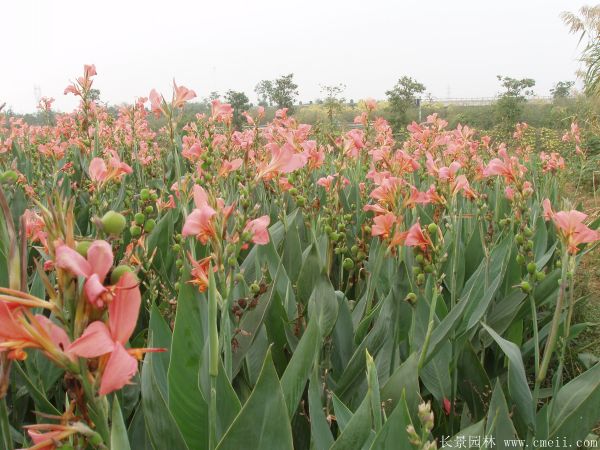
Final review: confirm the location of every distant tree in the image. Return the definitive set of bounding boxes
[225,90,251,130]
[320,83,346,127]
[562,5,600,97]
[89,88,101,102]
[385,76,426,130]
[254,80,273,107]
[551,81,575,99]
[270,74,299,113]
[208,91,220,101]
[495,75,535,131]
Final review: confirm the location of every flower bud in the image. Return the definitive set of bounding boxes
[76,240,92,257]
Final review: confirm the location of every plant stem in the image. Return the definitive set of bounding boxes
[0,397,13,450]
[208,266,219,450]
[418,287,439,370]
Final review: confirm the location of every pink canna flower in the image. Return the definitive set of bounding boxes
[67,272,157,395]
[256,143,307,180]
[542,199,600,254]
[244,215,270,245]
[88,150,132,186]
[218,158,243,177]
[149,89,164,117]
[54,240,114,307]
[172,81,196,108]
[404,222,432,251]
[372,212,398,240]
[211,100,234,123]
[452,175,476,199]
[317,175,336,192]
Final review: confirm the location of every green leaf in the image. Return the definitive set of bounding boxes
[216,349,293,450]
[481,323,535,431]
[549,363,600,445]
[308,274,339,338]
[281,318,321,419]
[141,306,189,450]
[330,387,373,450]
[167,269,209,450]
[380,353,419,418]
[309,368,335,450]
[486,382,520,449]
[369,393,413,450]
[232,267,280,376]
[111,397,132,450]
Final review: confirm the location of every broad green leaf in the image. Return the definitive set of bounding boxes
[380,353,419,418]
[549,363,600,445]
[142,307,189,450]
[167,270,209,450]
[309,368,335,450]
[330,388,373,450]
[486,382,520,449]
[481,323,535,431]
[111,397,131,450]
[281,318,321,419]
[216,350,293,450]
[369,393,413,450]
[308,274,339,338]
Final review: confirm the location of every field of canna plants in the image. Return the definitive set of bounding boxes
[1,65,600,450]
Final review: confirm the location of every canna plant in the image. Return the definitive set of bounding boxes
[0,65,599,449]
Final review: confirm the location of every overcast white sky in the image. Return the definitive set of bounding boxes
[1,0,592,113]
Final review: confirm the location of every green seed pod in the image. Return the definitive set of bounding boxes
[324,225,333,235]
[516,254,525,265]
[110,265,135,284]
[535,271,546,282]
[526,240,534,250]
[140,188,150,201]
[234,273,244,282]
[364,225,371,234]
[174,282,180,291]
[416,273,425,286]
[101,211,127,235]
[228,256,237,267]
[250,283,260,294]
[151,192,158,201]
[134,213,146,225]
[76,240,92,257]
[515,234,524,245]
[427,223,438,235]
[527,262,536,274]
[0,170,18,185]
[175,259,183,268]
[524,227,533,238]
[405,292,417,305]
[343,258,354,270]
[424,264,434,274]
[296,196,306,207]
[357,251,367,261]
[144,205,154,215]
[144,219,156,233]
[175,233,183,243]
[130,225,142,237]
[412,266,422,275]
[520,281,532,293]
[555,260,562,268]
[172,243,181,253]
[289,187,298,196]
[351,245,359,255]
[415,254,425,264]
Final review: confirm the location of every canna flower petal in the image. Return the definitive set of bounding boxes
[99,342,138,396]
[244,216,270,245]
[84,274,108,307]
[34,315,71,353]
[108,272,141,345]
[55,245,92,278]
[68,321,115,358]
[89,157,108,182]
[87,240,113,281]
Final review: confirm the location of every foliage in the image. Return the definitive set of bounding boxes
[0,65,599,450]
[224,90,251,130]
[254,74,299,113]
[495,75,536,133]
[385,76,426,130]
[562,5,600,97]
